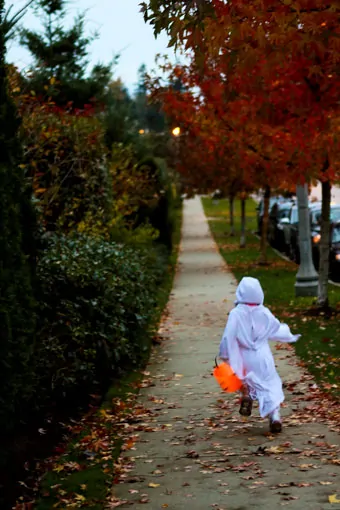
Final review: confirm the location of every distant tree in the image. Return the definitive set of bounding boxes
[135,64,166,133]
[104,78,136,148]
[20,0,112,108]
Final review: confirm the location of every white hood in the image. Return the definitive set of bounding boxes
[235,277,264,305]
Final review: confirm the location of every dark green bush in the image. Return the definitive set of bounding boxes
[132,157,180,251]
[34,233,165,408]
[0,32,36,435]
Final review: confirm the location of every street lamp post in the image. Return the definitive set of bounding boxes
[295,183,319,297]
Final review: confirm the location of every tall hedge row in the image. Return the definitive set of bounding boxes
[0,60,181,510]
[0,10,37,436]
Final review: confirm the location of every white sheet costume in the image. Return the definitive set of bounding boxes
[219,277,300,418]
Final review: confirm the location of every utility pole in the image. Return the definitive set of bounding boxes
[295,184,318,297]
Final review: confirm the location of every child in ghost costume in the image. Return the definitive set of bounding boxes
[219,277,300,433]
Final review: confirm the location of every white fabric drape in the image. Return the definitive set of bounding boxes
[219,277,300,417]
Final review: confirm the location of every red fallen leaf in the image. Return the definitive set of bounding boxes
[186,450,199,458]
[107,499,129,508]
[280,442,292,448]
[321,337,331,343]
[232,462,257,472]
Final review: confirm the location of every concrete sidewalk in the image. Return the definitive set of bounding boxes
[112,197,339,510]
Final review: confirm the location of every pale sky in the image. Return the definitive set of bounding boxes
[5,0,177,93]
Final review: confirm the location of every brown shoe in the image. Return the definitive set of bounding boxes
[239,396,253,417]
[270,420,282,434]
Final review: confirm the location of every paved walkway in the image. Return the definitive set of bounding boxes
[113,197,339,510]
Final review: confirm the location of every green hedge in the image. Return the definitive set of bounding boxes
[0,232,168,439]
[0,200,182,508]
[33,234,167,409]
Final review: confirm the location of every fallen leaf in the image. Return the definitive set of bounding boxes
[53,465,65,473]
[74,494,86,502]
[329,495,340,504]
[186,450,199,459]
[107,500,128,508]
[149,483,160,488]
[267,446,285,454]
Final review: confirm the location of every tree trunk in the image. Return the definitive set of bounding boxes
[240,197,246,248]
[259,185,270,264]
[229,195,235,236]
[317,179,331,307]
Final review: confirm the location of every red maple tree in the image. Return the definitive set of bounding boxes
[144,0,340,300]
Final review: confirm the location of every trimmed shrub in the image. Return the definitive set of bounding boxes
[33,233,165,408]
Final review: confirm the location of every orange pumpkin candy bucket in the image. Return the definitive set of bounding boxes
[213,357,242,393]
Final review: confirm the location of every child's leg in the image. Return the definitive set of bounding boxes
[241,383,249,398]
[239,384,253,417]
[269,407,282,433]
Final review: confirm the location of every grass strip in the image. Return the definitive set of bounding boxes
[202,197,340,399]
[34,205,183,510]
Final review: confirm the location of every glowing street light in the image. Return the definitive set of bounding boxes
[139,129,145,135]
[172,126,181,137]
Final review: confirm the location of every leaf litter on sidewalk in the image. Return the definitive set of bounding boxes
[110,352,339,509]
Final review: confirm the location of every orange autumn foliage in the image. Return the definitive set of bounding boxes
[145,1,340,190]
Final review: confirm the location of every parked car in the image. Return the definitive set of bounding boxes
[311,221,340,281]
[267,202,293,251]
[310,204,340,270]
[310,203,340,232]
[282,204,300,261]
[283,201,328,263]
[330,223,340,281]
[257,195,293,234]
